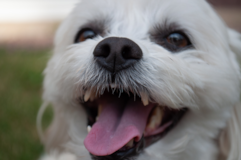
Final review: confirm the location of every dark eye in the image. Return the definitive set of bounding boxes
[75,29,97,43]
[165,32,191,51]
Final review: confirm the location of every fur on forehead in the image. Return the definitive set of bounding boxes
[56,0,228,51]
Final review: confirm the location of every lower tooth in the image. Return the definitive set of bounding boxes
[95,105,103,121]
[146,106,163,131]
[125,139,134,148]
[87,126,92,133]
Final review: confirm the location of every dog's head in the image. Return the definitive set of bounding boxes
[40,0,241,160]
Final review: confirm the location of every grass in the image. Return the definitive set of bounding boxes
[0,48,53,160]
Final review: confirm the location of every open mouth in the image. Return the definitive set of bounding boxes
[81,88,187,159]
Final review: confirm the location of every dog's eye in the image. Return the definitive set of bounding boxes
[165,32,191,51]
[166,33,188,47]
[75,29,97,43]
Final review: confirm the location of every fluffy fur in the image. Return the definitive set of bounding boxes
[38,0,241,160]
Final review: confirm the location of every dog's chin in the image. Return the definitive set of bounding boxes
[80,89,188,160]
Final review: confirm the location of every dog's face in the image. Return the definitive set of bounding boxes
[42,0,241,160]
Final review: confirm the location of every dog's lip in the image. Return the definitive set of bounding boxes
[81,90,188,157]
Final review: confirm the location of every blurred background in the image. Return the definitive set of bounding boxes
[0,0,240,160]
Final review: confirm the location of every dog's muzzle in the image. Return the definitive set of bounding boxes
[82,37,188,160]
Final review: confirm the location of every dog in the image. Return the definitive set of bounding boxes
[37,0,241,160]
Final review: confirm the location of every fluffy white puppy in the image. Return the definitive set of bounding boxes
[38,0,241,160]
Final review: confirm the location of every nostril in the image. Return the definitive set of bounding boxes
[121,46,132,59]
[100,44,111,58]
[94,43,111,58]
[122,45,142,60]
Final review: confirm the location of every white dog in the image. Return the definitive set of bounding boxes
[38,0,241,160]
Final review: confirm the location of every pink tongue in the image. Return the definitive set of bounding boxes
[84,94,154,156]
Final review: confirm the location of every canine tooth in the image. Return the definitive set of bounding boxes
[84,90,91,102]
[146,106,163,130]
[125,139,134,148]
[140,92,149,106]
[87,126,92,133]
[89,92,96,102]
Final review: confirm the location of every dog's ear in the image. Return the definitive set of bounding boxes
[219,29,241,160]
[228,29,241,60]
[219,103,241,160]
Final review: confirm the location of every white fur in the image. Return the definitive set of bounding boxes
[38,0,241,160]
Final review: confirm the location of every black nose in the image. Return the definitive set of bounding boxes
[93,37,143,73]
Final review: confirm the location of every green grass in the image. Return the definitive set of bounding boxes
[0,48,53,160]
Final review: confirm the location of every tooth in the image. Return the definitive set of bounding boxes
[84,90,91,102]
[140,92,149,106]
[110,83,117,88]
[98,105,103,116]
[95,105,103,121]
[90,92,96,102]
[96,105,103,121]
[125,139,134,148]
[87,126,92,133]
[146,106,163,130]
